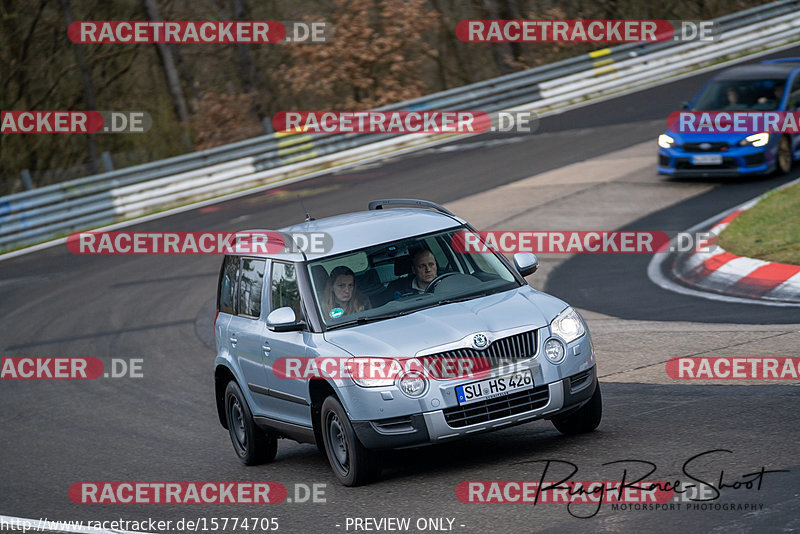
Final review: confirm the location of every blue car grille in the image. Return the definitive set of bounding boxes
[682,142,729,152]
[443,384,550,427]
[675,157,737,169]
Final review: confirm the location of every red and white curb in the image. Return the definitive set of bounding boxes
[672,191,800,304]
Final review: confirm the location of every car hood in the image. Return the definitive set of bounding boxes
[323,286,567,357]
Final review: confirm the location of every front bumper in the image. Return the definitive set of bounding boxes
[352,366,597,450]
[657,145,774,177]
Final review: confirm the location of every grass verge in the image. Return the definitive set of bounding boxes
[718,183,800,265]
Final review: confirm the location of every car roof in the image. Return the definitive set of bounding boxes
[714,62,800,81]
[243,208,466,262]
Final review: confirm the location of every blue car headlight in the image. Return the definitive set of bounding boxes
[658,133,676,149]
[738,132,769,147]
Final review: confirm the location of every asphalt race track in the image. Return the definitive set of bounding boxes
[2,47,800,533]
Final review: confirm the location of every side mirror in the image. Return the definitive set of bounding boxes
[267,307,304,332]
[513,253,539,277]
[681,101,690,110]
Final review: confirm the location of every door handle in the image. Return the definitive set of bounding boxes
[229,333,238,346]
[262,341,271,354]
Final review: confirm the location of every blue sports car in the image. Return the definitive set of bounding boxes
[658,58,800,177]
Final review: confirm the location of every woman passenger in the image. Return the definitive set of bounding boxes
[322,266,370,319]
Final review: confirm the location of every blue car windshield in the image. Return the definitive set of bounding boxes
[692,78,785,111]
[307,227,521,328]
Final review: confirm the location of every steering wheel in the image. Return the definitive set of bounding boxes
[424,272,458,293]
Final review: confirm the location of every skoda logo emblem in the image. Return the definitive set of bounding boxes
[473,334,488,349]
[699,143,711,150]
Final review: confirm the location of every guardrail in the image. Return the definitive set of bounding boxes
[2,0,799,251]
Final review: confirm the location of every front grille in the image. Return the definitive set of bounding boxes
[675,157,737,170]
[443,384,550,428]
[419,330,537,377]
[682,142,729,152]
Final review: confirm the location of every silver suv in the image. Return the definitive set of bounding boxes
[214,199,601,486]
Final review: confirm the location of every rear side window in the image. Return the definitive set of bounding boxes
[239,258,266,318]
[271,262,302,317]
[790,75,800,108]
[218,255,239,314]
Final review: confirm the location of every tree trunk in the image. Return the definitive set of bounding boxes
[141,0,192,149]
[59,0,99,174]
[230,0,271,123]
[478,0,516,74]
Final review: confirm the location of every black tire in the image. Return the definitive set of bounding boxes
[320,396,381,486]
[224,381,278,465]
[552,382,603,435]
[777,135,792,175]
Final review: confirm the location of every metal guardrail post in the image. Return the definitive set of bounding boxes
[20,170,34,191]
[102,152,114,172]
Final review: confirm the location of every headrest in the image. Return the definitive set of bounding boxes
[394,255,412,276]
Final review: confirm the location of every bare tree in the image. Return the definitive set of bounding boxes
[230,0,271,122]
[476,0,516,74]
[141,0,192,149]
[60,0,99,173]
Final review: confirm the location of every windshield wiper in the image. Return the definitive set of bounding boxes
[437,291,491,305]
[327,311,411,330]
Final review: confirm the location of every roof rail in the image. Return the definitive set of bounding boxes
[761,58,800,64]
[368,198,456,217]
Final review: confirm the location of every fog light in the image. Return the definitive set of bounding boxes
[399,374,427,397]
[544,339,565,364]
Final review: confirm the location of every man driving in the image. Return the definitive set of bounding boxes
[410,248,438,291]
[387,247,439,297]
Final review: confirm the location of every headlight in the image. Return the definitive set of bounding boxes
[550,307,586,343]
[658,133,675,149]
[347,357,395,388]
[739,132,769,147]
[544,339,566,364]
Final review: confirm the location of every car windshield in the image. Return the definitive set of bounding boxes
[692,78,786,111]
[307,226,520,328]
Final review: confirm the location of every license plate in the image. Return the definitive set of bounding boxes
[692,154,723,165]
[455,369,534,405]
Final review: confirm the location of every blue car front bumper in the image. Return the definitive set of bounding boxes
[658,143,777,177]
